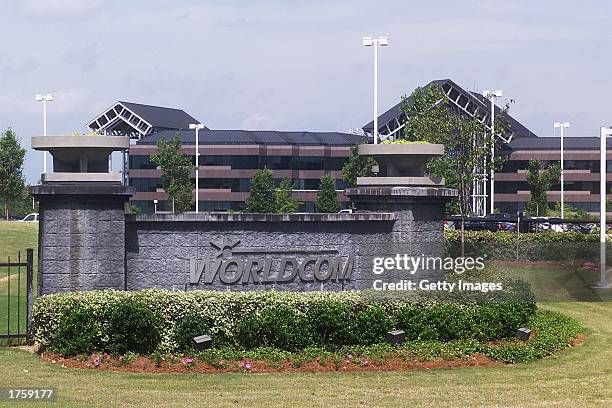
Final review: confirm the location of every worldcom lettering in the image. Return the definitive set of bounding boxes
[189,255,355,285]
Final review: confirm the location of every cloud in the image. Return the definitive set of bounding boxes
[20,0,105,19]
[61,43,100,74]
[0,51,39,79]
[240,113,275,130]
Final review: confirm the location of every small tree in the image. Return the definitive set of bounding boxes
[275,177,301,213]
[0,128,26,220]
[246,169,276,213]
[525,159,560,217]
[402,84,511,255]
[316,175,340,213]
[402,85,454,142]
[341,144,377,187]
[150,133,194,213]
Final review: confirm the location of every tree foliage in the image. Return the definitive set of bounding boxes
[315,175,340,213]
[401,84,511,218]
[275,177,301,213]
[0,128,26,220]
[150,133,194,213]
[341,144,377,187]
[402,85,454,142]
[525,159,560,217]
[246,168,276,213]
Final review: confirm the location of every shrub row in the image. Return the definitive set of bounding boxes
[445,230,602,261]
[32,289,536,356]
[186,309,582,366]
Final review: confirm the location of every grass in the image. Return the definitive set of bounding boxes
[0,302,609,407]
[0,221,38,340]
[0,222,611,406]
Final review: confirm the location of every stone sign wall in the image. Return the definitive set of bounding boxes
[35,187,451,294]
[124,206,446,292]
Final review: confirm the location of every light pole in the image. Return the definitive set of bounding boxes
[598,126,612,289]
[362,36,389,144]
[554,122,570,219]
[189,123,204,213]
[483,90,503,214]
[35,94,54,173]
[153,199,158,214]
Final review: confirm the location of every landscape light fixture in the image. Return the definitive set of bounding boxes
[362,36,389,145]
[598,126,612,289]
[153,199,158,214]
[386,329,406,345]
[554,122,570,219]
[516,327,531,342]
[189,123,205,213]
[35,93,54,173]
[192,334,213,350]
[482,90,503,214]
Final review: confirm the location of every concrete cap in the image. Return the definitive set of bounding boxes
[358,143,444,157]
[31,135,130,151]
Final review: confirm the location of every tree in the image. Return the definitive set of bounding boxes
[275,177,301,213]
[525,159,560,217]
[0,185,36,218]
[402,84,511,255]
[246,169,276,213]
[341,144,377,187]
[402,85,454,142]
[150,133,194,213]
[316,175,340,213]
[0,128,26,220]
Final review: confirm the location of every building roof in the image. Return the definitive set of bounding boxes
[118,101,202,130]
[362,78,538,140]
[136,129,367,146]
[87,101,202,139]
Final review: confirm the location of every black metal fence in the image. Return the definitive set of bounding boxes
[0,248,34,346]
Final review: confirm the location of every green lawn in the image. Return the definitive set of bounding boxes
[0,221,38,341]
[0,302,609,407]
[0,222,611,406]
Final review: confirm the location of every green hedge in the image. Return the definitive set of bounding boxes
[445,230,601,261]
[32,289,536,356]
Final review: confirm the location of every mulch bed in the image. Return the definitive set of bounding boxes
[39,352,502,374]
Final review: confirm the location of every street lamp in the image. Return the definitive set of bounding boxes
[363,36,389,145]
[554,122,570,219]
[153,199,158,214]
[189,123,204,213]
[598,126,612,289]
[35,93,54,173]
[483,89,503,214]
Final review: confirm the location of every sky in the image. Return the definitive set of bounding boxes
[1,0,612,184]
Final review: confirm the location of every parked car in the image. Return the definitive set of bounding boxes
[19,213,39,222]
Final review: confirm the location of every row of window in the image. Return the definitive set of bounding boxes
[494,181,612,195]
[501,160,612,173]
[129,177,348,193]
[130,155,349,171]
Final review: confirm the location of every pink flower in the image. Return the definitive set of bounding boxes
[104,352,110,361]
[362,359,369,367]
[93,355,100,368]
[240,360,252,370]
[181,358,194,365]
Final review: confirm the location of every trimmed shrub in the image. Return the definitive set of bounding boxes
[48,297,163,356]
[236,304,311,351]
[105,299,163,355]
[445,230,600,261]
[32,289,536,355]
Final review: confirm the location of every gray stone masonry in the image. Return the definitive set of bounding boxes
[32,185,132,294]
